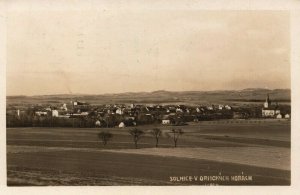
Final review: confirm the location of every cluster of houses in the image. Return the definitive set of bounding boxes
[8,94,290,128]
[33,101,235,126]
[261,95,290,119]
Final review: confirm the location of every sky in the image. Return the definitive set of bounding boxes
[6,9,290,95]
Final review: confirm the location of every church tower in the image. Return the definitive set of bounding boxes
[264,94,271,108]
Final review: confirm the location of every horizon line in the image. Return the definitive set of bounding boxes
[6,88,291,97]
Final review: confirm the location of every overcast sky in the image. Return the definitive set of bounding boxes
[6,9,290,95]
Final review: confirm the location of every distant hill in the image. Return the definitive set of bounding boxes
[6,89,291,105]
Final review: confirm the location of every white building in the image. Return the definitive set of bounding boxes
[262,109,276,117]
[176,108,183,113]
[162,119,170,125]
[225,105,232,110]
[116,108,124,115]
[35,111,48,116]
[61,103,68,111]
[52,110,59,117]
[80,112,89,116]
[207,106,213,110]
[119,122,126,128]
[95,120,101,127]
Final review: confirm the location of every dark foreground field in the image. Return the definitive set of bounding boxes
[7,120,291,186]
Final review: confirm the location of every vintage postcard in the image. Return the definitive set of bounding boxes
[1,0,300,194]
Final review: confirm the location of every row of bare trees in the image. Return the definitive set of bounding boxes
[97,128,184,149]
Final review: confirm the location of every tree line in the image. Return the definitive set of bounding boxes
[98,128,184,149]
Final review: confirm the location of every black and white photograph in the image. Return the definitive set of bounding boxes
[1,0,300,194]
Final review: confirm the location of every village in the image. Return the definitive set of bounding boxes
[6,94,291,128]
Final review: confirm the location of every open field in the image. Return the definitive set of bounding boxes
[7,120,291,185]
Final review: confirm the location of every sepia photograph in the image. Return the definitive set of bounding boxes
[1,0,300,192]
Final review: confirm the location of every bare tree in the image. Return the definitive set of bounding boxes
[129,128,144,149]
[98,131,113,146]
[168,129,184,148]
[150,128,162,147]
